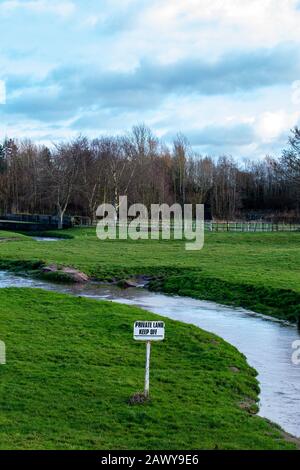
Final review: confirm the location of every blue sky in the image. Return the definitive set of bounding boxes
[1,0,300,158]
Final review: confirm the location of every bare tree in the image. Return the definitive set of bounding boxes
[172,134,190,205]
[46,139,81,229]
[1,126,300,224]
[187,156,214,204]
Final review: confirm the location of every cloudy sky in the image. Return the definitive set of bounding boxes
[1,0,300,158]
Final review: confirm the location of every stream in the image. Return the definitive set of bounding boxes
[0,269,299,437]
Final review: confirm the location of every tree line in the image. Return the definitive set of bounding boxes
[0,124,300,226]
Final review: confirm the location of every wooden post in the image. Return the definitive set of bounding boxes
[144,341,151,397]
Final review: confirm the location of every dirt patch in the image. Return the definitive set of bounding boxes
[280,430,300,449]
[239,398,258,414]
[264,418,300,449]
[117,275,155,289]
[128,392,150,405]
[42,265,89,283]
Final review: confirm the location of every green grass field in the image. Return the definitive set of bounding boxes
[1,228,300,321]
[0,288,294,450]
[1,228,300,449]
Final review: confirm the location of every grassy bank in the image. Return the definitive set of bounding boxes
[150,273,300,323]
[0,228,300,322]
[0,288,295,450]
[0,231,27,241]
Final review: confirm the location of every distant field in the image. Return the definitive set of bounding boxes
[0,288,294,450]
[0,228,299,321]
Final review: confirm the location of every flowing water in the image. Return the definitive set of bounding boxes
[31,237,62,242]
[0,269,299,437]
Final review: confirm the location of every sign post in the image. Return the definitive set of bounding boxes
[133,321,165,397]
[145,341,151,397]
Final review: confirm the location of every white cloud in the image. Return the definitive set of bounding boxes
[124,0,300,63]
[1,0,300,158]
[83,15,102,28]
[0,0,75,18]
[255,110,300,142]
[0,80,6,104]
